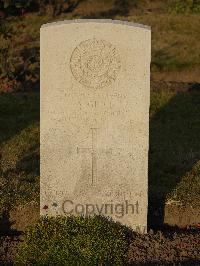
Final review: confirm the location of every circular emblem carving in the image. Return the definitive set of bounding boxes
[70,39,121,89]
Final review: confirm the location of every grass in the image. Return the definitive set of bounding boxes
[0,88,199,213]
[0,93,39,209]
[127,13,200,72]
[149,88,200,207]
[0,4,199,93]
[169,161,200,207]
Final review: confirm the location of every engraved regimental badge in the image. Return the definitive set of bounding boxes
[70,39,121,89]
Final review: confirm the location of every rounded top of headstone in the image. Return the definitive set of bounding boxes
[41,19,151,31]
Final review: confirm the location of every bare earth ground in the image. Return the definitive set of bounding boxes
[1,214,200,265]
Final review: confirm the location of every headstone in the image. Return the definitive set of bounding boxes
[40,19,151,233]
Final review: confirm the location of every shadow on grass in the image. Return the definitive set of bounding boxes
[0,92,39,146]
[0,210,22,236]
[80,0,135,19]
[148,86,200,229]
[0,92,39,235]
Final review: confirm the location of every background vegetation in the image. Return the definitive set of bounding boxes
[1,0,200,94]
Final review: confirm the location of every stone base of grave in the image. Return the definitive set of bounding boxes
[9,202,39,232]
[164,202,200,229]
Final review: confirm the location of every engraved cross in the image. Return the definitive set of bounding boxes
[76,128,98,185]
[76,128,124,185]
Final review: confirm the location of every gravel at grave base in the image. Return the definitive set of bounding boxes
[1,230,200,265]
[128,230,200,265]
[1,235,22,263]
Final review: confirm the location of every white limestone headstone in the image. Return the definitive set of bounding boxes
[40,19,151,233]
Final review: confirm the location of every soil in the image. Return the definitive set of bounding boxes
[1,227,200,265]
[128,229,200,265]
[9,202,39,232]
[1,198,200,265]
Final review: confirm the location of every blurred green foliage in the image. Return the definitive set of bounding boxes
[0,0,86,17]
[169,0,200,13]
[0,0,200,17]
[0,20,21,92]
[0,19,39,92]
